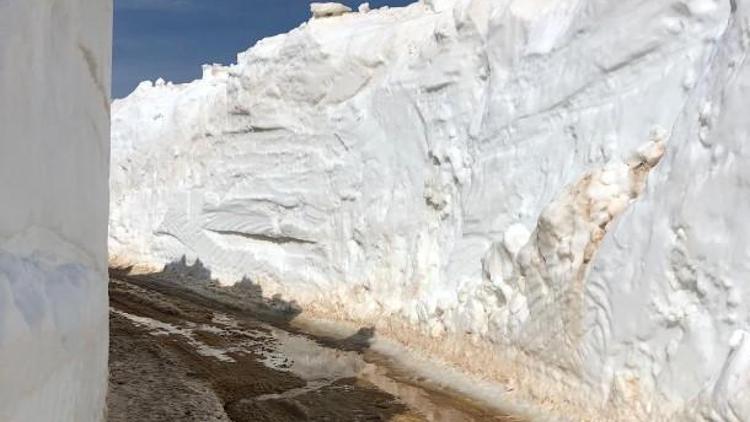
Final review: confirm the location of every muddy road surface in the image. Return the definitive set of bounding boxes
[108,270,524,421]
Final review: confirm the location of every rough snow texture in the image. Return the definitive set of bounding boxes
[311,2,352,18]
[0,0,111,421]
[110,0,750,419]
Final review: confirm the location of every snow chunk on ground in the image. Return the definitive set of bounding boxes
[311,2,352,18]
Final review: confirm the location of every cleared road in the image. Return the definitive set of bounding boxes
[108,269,523,421]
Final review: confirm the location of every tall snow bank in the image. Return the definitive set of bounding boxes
[110,0,749,419]
[0,0,111,420]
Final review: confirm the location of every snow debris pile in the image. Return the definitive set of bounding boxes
[0,0,111,421]
[110,0,750,419]
[310,2,352,18]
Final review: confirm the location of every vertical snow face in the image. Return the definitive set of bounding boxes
[110,0,749,419]
[0,1,111,421]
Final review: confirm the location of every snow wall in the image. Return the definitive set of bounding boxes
[0,1,112,420]
[110,0,750,419]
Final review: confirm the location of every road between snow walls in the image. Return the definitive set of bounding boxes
[108,0,750,420]
[108,269,529,421]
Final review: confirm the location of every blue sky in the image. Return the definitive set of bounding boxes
[114,0,416,98]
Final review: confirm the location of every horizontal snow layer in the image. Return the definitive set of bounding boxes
[0,0,112,420]
[110,0,750,419]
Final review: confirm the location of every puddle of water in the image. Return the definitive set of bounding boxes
[253,379,334,401]
[291,317,535,421]
[268,327,366,380]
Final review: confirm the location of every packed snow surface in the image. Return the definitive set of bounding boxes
[110,0,750,419]
[0,0,111,420]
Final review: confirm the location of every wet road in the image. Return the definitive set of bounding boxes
[108,270,524,421]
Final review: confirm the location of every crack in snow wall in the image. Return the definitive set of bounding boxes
[110,0,750,419]
[0,1,112,420]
